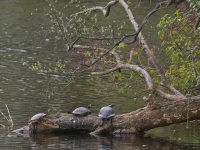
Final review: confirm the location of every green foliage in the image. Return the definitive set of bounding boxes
[157,5,200,95]
[113,42,127,51]
[22,59,67,75]
[7,119,12,124]
[188,0,200,16]
[28,0,200,98]
[32,61,42,71]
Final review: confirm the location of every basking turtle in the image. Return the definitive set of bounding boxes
[29,113,46,133]
[29,113,46,124]
[71,104,91,117]
[98,104,115,126]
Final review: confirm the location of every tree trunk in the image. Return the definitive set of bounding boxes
[15,97,200,135]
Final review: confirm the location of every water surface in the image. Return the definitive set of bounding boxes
[0,0,199,149]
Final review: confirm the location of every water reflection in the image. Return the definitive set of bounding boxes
[4,133,197,150]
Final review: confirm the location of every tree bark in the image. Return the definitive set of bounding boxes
[15,97,200,135]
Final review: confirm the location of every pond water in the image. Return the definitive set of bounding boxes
[0,0,200,149]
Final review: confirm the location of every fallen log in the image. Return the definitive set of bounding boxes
[13,97,200,135]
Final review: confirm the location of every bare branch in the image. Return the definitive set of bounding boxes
[73,35,126,66]
[67,0,189,100]
[191,46,199,85]
[0,124,5,128]
[71,0,185,98]
[73,44,121,63]
[166,0,186,6]
[70,0,118,17]
[0,110,8,121]
[74,42,187,101]
[134,0,169,41]
[118,0,185,99]
[68,36,122,51]
[92,63,186,100]
[194,16,200,30]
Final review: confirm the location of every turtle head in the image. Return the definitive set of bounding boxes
[108,104,113,107]
[87,104,92,109]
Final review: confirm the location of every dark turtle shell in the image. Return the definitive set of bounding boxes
[99,104,115,119]
[72,105,91,116]
[30,113,46,123]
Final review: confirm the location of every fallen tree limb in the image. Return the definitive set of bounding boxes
[14,97,200,135]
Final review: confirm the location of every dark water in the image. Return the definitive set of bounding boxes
[0,0,200,149]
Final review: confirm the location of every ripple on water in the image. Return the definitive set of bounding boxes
[6,48,27,53]
[0,65,6,68]
[0,50,6,52]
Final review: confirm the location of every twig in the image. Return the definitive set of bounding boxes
[5,104,14,128]
[194,16,200,30]
[132,0,168,42]
[70,0,118,17]
[0,102,14,129]
[0,110,9,121]
[0,123,6,128]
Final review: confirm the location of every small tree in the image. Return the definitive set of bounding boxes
[41,0,199,101]
[25,0,200,134]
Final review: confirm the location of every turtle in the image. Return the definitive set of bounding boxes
[29,113,46,133]
[98,104,115,126]
[29,113,46,124]
[71,104,91,117]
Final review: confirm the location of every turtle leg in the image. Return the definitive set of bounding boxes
[34,125,37,132]
[99,118,104,126]
[29,124,36,134]
[109,118,112,126]
[33,124,37,133]
[29,125,33,134]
